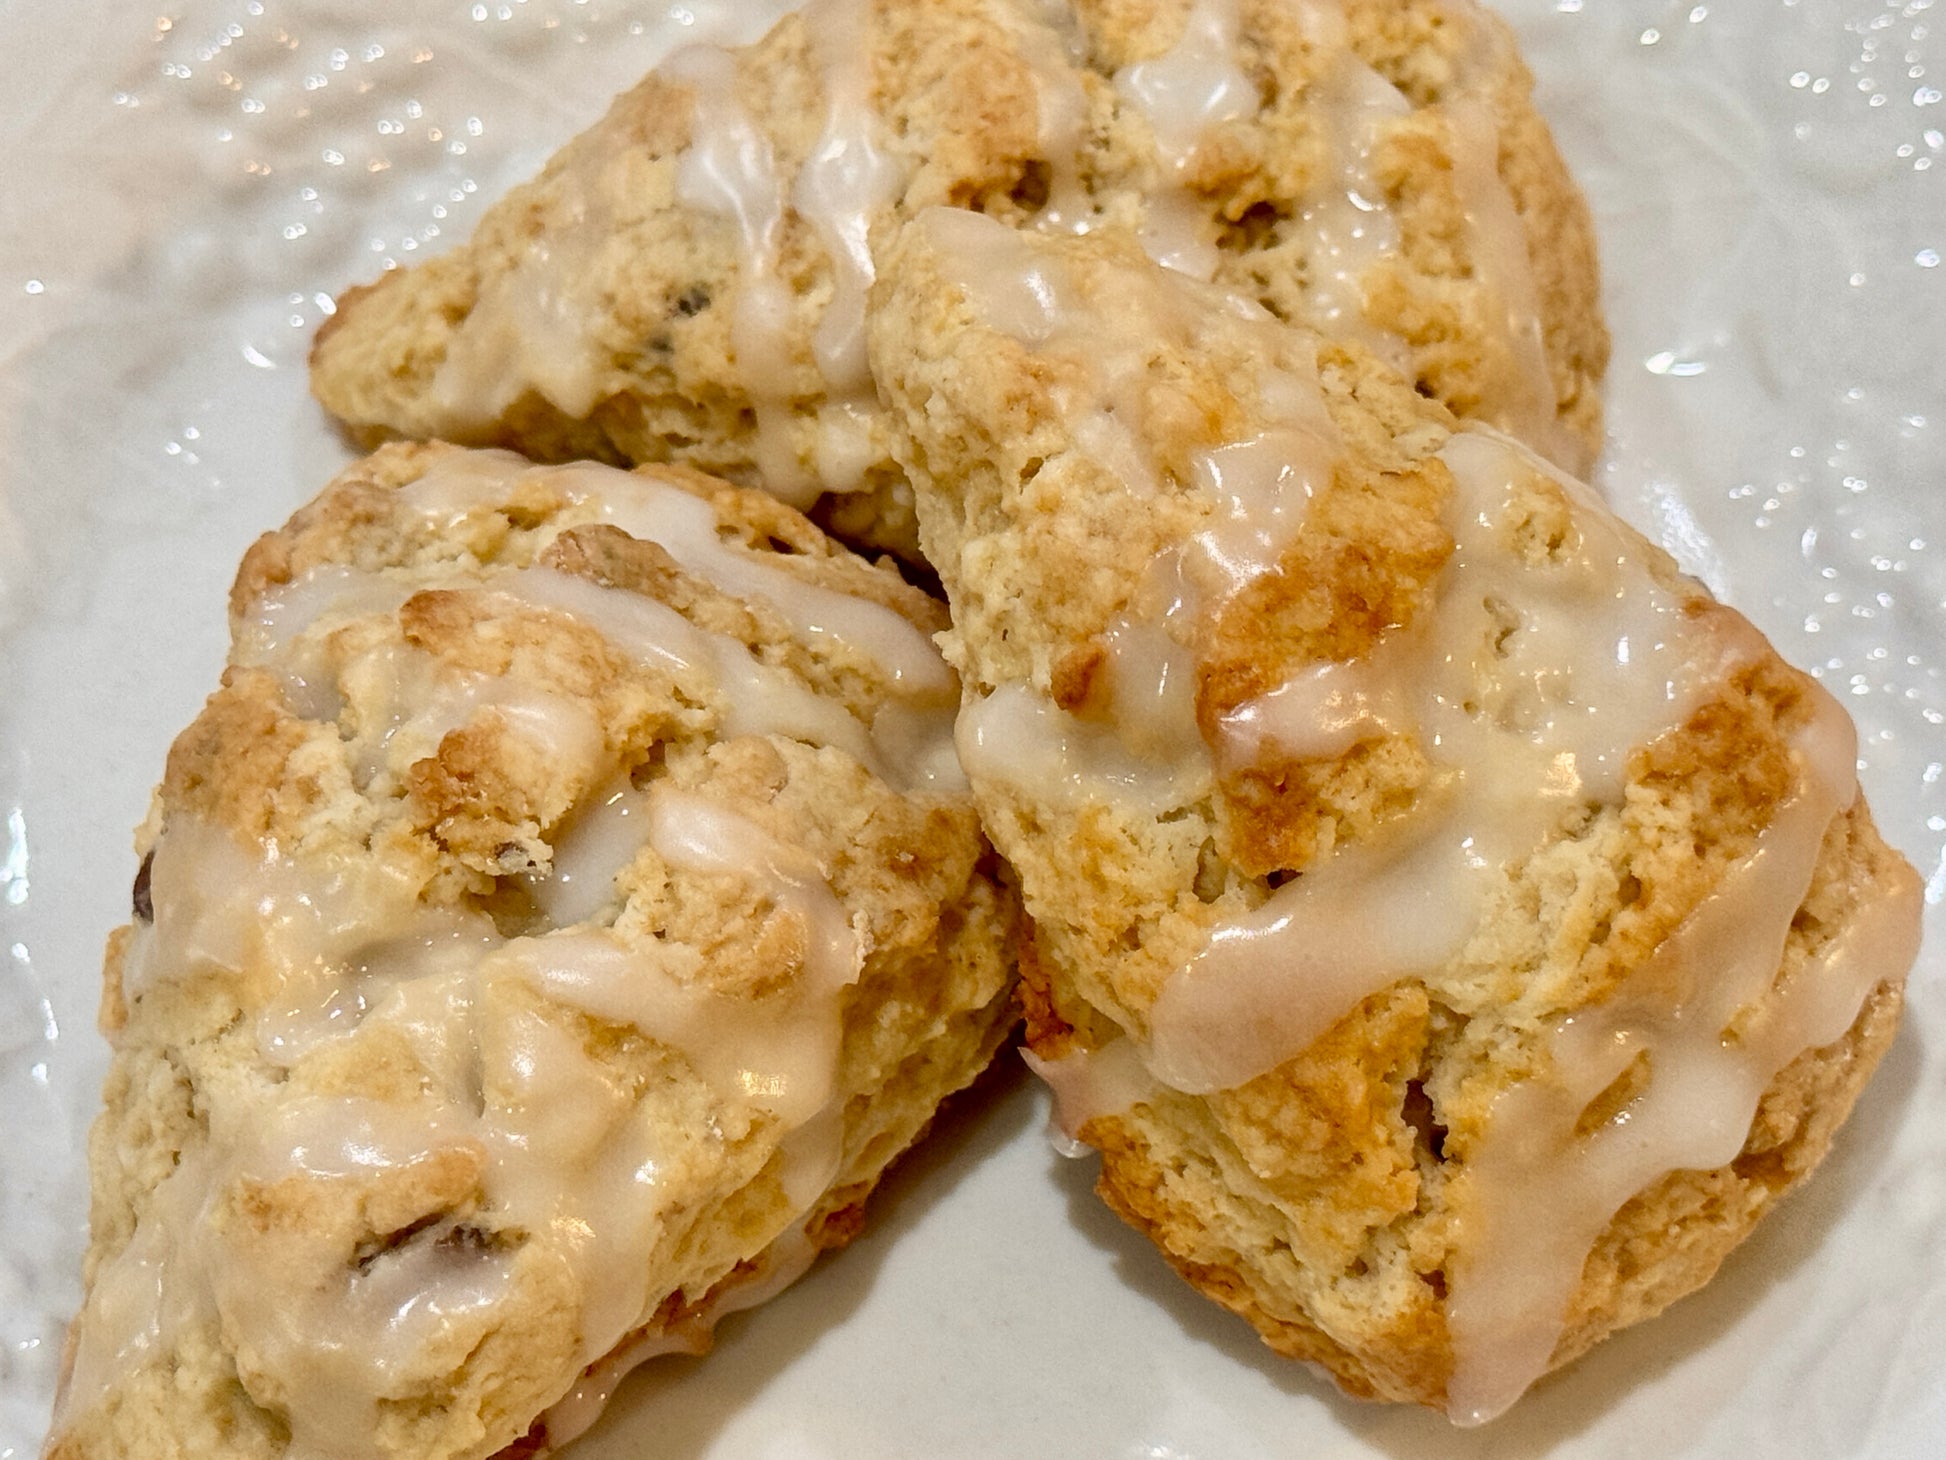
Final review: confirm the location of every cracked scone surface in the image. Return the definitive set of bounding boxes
[868,213,1918,1420]
[309,0,1607,556]
[46,443,1017,1460]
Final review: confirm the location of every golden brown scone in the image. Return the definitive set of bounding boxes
[46,443,1017,1460]
[868,211,1918,1422]
[309,0,1607,558]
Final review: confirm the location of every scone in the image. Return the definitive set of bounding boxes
[868,210,1919,1422]
[45,443,1017,1460]
[309,0,1608,557]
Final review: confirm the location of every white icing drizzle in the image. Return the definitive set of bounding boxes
[1021,1039,1160,1157]
[326,636,607,791]
[527,781,653,928]
[427,180,614,423]
[210,1100,519,1459]
[241,563,413,664]
[1287,2,1565,455]
[1188,410,1337,598]
[56,1154,213,1431]
[590,492,949,694]
[258,914,500,1068]
[1285,3,1415,368]
[1147,430,1765,1094]
[1081,422,1899,1416]
[483,565,909,783]
[1119,1,1253,163]
[668,43,813,505]
[1216,654,1406,766]
[1113,0,1256,279]
[922,204,1076,346]
[794,0,910,493]
[795,0,904,395]
[481,789,860,1361]
[932,221,1726,1291]
[241,558,910,788]
[645,787,863,1049]
[1097,615,1205,763]
[532,458,952,695]
[1001,0,1096,232]
[672,0,911,503]
[1087,552,1217,777]
[398,451,953,698]
[1440,91,1574,467]
[870,699,974,793]
[446,670,607,771]
[812,396,881,492]
[412,6,917,500]
[120,816,439,1008]
[1444,685,1922,1424]
[237,563,415,722]
[416,0,1572,533]
[485,563,705,683]
[958,681,1213,815]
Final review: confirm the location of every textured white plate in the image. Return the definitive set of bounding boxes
[2,2,1940,1457]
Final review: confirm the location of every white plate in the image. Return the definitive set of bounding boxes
[1,2,1940,1456]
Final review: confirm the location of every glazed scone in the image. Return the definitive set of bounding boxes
[45,443,1017,1460]
[868,211,1919,1422]
[309,0,1608,557]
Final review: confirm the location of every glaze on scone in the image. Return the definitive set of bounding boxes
[45,443,1017,1460]
[309,0,1608,556]
[868,211,1918,1421]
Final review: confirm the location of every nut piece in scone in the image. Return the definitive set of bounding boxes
[46,443,1018,1460]
[310,0,1607,558]
[868,210,1918,1421]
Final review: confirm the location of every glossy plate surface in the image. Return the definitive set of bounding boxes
[1,2,1940,1456]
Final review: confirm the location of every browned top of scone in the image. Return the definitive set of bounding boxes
[310,0,1606,558]
[869,213,1918,1417]
[49,443,1015,1460]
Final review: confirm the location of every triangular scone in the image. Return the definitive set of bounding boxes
[46,444,1017,1460]
[310,0,1607,557]
[868,211,1918,1421]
